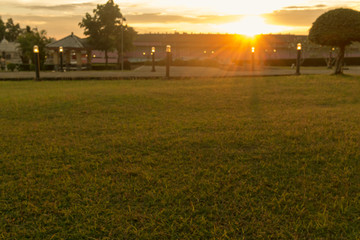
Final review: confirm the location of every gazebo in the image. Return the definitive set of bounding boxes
[46,33,92,71]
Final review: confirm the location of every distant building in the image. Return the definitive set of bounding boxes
[46,33,360,69]
[128,33,360,64]
[0,38,22,68]
[46,33,91,71]
[128,33,307,63]
[46,33,120,70]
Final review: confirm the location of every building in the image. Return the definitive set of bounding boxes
[128,33,360,65]
[46,33,360,69]
[46,33,91,71]
[0,38,22,69]
[127,33,309,63]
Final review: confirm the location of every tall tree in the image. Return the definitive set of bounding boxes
[79,0,123,66]
[5,18,21,42]
[309,8,360,74]
[0,17,5,40]
[17,28,51,68]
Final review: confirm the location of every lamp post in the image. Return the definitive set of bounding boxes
[59,46,63,72]
[33,45,40,80]
[251,47,255,71]
[121,17,126,71]
[328,47,335,69]
[151,47,156,72]
[166,45,171,78]
[296,43,302,75]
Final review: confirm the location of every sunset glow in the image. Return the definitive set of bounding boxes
[0,0,359,38]
[217,15,291,36]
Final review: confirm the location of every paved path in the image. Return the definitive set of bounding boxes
[0,66,359,80]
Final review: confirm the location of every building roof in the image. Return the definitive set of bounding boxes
[134,33,240,48]
[46,33,89,50]
[0,38,19,52]
[133,33,309,49]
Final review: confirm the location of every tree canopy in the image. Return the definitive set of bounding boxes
[17,28,52,67]
[79,0,136,67]
[5,18,21,42]
[0,16,51,68]
[0,17,22,41]
[0,18,5,40]
[309,8,360,74]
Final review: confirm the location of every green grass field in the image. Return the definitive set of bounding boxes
[1,76,360,239]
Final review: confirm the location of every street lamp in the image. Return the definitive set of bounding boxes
[251,47,255,71]
[151,47,156,72]
[166,45,171,78]
[296,43,302,75]
[33,45,40,80]
[59,46,63,72]
[121,17,126,71]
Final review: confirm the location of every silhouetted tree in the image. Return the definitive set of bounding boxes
[309,8,360,74]
[17,28,51,67]
[0,18,5,40]
[5,18,21,41]
[79,0,124,67]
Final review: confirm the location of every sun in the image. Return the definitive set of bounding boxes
[217,15,290,37]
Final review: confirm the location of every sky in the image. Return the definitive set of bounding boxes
[1,0,360,39]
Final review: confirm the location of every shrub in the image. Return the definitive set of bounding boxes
[7,63,18,72]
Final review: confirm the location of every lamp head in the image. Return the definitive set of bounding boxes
[59,46,63,53]
[251,47,255,53]
[151,47,155,53]
[33,45,39,53]
[166,45,171,53]
[297,43,302,51]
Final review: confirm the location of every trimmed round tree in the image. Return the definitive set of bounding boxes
[309,8,360,74]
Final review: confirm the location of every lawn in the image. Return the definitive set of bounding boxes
[1,76,360,239]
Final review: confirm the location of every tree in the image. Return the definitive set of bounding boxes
[17,28,52,68]
[79,0,123,67]
[0,18,5,40]
[5,18,21,42]
[114,24,137,68]
[309,8,360,74]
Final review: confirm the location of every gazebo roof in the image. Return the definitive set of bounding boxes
[46,32,90,50]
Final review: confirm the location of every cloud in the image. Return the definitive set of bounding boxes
[2,2,98,12]
[22,2,97,11]
[11,1,146,13]
[263,7,329,27]
[1,14,84,39]
[284,4,327,10]
[196,15,244,24]
[126,13,243,24]
[126,13,193,23]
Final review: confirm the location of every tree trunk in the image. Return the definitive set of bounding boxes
[334,45,345,75]
[105,49,108,68]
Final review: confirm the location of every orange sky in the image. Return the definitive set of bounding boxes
[1,0,359,39]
